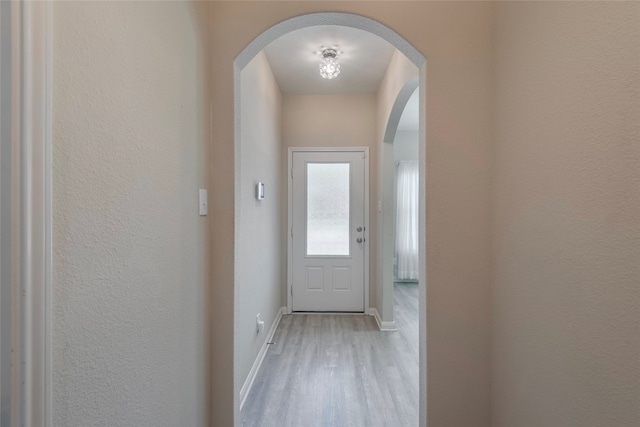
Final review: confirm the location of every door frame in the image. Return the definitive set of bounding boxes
[287,147,370,315]
[1,1,53,425]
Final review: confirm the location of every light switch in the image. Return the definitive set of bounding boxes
[199,189,208,216]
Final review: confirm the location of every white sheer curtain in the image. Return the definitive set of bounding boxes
[395,161,419,280]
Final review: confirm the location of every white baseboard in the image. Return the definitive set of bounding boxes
[239,307,286,411]
[369,307,397,332]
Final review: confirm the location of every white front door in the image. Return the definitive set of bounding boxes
[290,150,367,312]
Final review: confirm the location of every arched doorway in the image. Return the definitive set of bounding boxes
[382,76,420,330]
[233,12,426,425]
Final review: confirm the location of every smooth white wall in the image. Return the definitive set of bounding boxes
[53,2,210,426]
[237,51,283,397]
[282,95,376,148]
[492,2,640,426]
[282,94,377,304]
[394,131,419,162]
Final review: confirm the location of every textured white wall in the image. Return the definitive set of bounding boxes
[492,2,640,426]
[52,2,210,426]
[281,94,377,304]
[237,51,283,400]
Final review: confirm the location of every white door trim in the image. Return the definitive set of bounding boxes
[287,147,369,315]
[1,1,53,425]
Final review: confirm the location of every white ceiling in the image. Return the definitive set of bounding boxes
[262,25,419,132]
[263,25,396,95]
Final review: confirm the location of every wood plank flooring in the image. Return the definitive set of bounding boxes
[241,283,419,427]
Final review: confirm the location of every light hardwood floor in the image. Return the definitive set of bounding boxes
[241,283,419,427]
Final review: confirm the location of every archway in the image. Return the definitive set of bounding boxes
[384,76,419,143]
[381,76,420,331]
[233,12,426,425]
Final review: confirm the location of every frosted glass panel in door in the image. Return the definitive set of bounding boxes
[306,163,350,256]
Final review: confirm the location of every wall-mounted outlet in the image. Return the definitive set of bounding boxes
[256,313,265,334]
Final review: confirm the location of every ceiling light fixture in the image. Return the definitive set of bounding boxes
[319,48,340,80]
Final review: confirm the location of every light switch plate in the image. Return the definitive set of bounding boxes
[199,189,208,216]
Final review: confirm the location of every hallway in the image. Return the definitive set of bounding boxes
[241,283,418,427]
[6,2,636,426]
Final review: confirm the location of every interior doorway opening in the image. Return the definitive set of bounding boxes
[234,12,426,426]
[383,81,420,332]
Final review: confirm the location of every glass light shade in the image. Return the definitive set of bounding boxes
[319,56,340,80]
